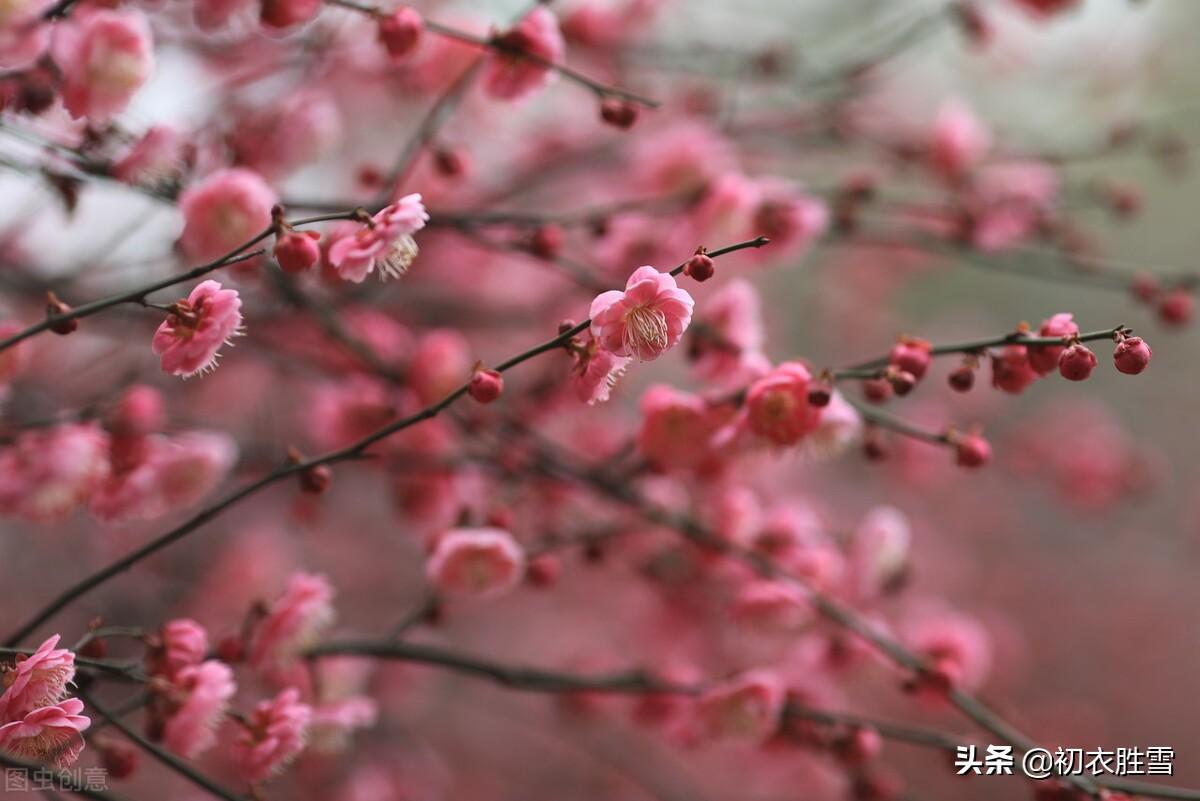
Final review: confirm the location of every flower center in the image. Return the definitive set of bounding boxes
[623,305,668,359]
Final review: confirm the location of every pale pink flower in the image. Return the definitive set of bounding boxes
[228,90,342,180]
[481,7,565,101]
[152,281,243,378]
[691,278,766,385]
[906,612,992,692]
[800,390,862,459]
[0,698,90,767]
[928,99,990,182]
[249,573,336,671]
[149,619,209,680]
[426,528,525,598]
[112,126,187,188]
[178,168,276,262]
[636,384,722,473]
[0,0,54,69]
[56,10,154,123]
[0,423,110,523]
[752,178,829,259]
[90,431,237,521]
[236,687,311,783]
[695,670,785,743]
[744,361,822,446]
[310,696,377,752]
[590,266,694,362]
[162,660,235,759]
[570,339,630,405]
[327,194,428,282]
[730,581,812,636]
[0,635,76,721]
[850,506,911,599]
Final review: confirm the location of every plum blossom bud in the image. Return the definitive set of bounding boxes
[433,148,467,178]
[862,377,892,404]
[275,230,321,273]
[991,345,1038,394]
[590,266,694,362]
[426,527,525,598]
[683,252,715,282]
[1113,336,1152,375]
[377,6,423,61]
[888,338,931,380]
[1157,289,1193,327]
[1057,343,1097,381]
[300,463,332,494]
[528,224,563,260]
[954,433,991,468]
[888,369,916,397]
[482,7,565,101]
[1028,313,1078,375]
[948,363,975,392]
[45,292,77,335]
[97,738,138,779]
[260,0,321,29]
[695,670,785,743]
[928,99,989,182]
[152,281,243,378]
[599,97,638,129]
[835,726,883,765]
[468,369,504,404]
[57,11,154,123]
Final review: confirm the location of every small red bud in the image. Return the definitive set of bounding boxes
[1130,272,1160,303]
[888,369,916,397]
[1113,336,1152,375]
[526,554,561,587]
[274,230,321,273]
[947,364,975,392]
[683,252,715,282]
[1157,289,1194,327]
[954,433,991,468]
[528,224,563,260]
[599,97,639,129]
[468,369,504,403]
[79,637,107,659]
[98,739,138,779]
[888,338,932,379]
[378,6,423,60]
[807,385,832,407]
[299,463,332,494]
[862,378,892,404]
[433,148,467,178]
[215,635,244,664]
[46,292,77,335]
[1057,343,1097,381]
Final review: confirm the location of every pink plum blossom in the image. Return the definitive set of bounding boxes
[56,10,155,123]
[481,7,565,101]
[152,281,244,378]
[236,687,311,783]
[590,266,694,362]
[178,168,276,262]
[0,698,90,767]
[426,528,525,598]
[249,573,336,671]
[327,194,429,282]
[162,660,236,759]
[0,636,76,721]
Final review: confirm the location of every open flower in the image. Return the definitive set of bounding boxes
[570,338,630,404]
[744,361,822,445]
[56,10,154,122]
[590,266,694,362]
[152,281,243,378]
[0,698,90,767]
[482,7,565,101]
[694,670,785,744]
[0,0,54,69]
[249,573,336,671]
[161,660,236,759]
[426,528,525,598]
[327,195,428,283]
[236,688,311,783]
[148,620,209,681]
[178,168,276,262]
[0,635,76,721]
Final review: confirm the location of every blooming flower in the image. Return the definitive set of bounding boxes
[0,636,76,721]
[91,431,238,521]
[590,266,694,362]
[178,168,276,262]
[744,361,822,445]
[327,195,429,282]
[249,573,336,671]
[0,698,90,767]
[161,660,236,759]
[906,612,992,692]
[482,7,565,101]
[0,423,110,523]
[426,528,525,598]
[570,338,631,404]
[56,10,154,122]
[694,670,785,743]
[152,281,244,378]
[236,688,311,783]
[636,384,723,473]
